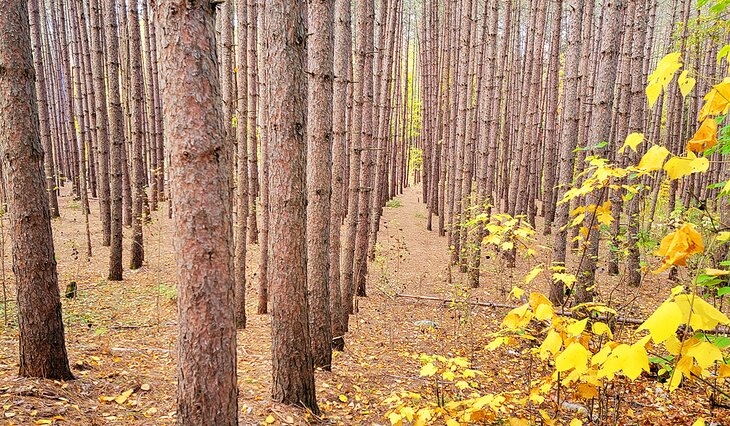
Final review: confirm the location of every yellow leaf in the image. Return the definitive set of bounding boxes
[486,337,505,351]
[637,145,670,172]
[674,294,730,330]
[687,118,718,153]
[115,389,133,405]
[539,330,562,360]
[446,419,460,426]
[524,266,543,285]
[699,78,730,121]
[501,303,532,330]
[567,318,589,337]
[570,419,584,426]
[646,83,662,108]
[553,273,577,288]
[704,268,730,276]
[717,232,730,242]
[678,70,696,98]
[591,322,613,339]
[509,418,529,426]
[501,241,514,251]
[664,155,709,180]
[266,415,276,424]
[654,223,704,272]
[555,342,589,373]
[571,213,585,227]
[420,362,437,377]
[534,303,554,321]
[692,418,706,426]
[619,132,644,154]
[510,286,525,300]
[686,342,722,369]
[638,301,684,343]
[400,406,415,422]
[649,52,682,87]
[338,394,348,402]
[592,344,612,366]
[719,364,730,378]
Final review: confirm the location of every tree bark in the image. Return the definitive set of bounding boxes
[157,1,239,423]
[1,0,74,381]
[307,0,335,371]
[264,0,319,412]
[128,0,145,270]
[235,0,249,329]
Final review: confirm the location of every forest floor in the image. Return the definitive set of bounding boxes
[0,185,727,425]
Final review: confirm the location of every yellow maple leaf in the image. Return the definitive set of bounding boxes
[539,330,562,360]
[654,223,704,272]
[664,155,709,180]
[699,78,730,121]
[619,132,645,154]
[510,286,525,299]
[524,266,543,284]
[567,318,588,337]
[687,118,718,153]
[555,342,589,373]
[419,362,437,377]
[678,70,696,98]
[591,322,613,339]
[674,294,730,330]
[637,145,670,172]
[638,301,683,343]
[502,303,532,330]
[686,341,722,369]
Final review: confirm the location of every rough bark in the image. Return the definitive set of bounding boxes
[235,0,249,329]
[264,0,319,412]
[157,1,239,424]
[0,0,74,381]
[330,0,350,350]
[550,0,584,305]
[128,0,145,270]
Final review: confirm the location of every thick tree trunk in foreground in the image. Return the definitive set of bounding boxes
[264,0,319,412]
[157,1,238,424]
[0,0,73,381]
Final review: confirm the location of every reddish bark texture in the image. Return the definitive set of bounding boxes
[0,0,73,381]
[157,1,238,423]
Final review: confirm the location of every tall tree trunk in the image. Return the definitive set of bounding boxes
[128,0,145,270]
[256,0,269,315]
[550,0,584,305]
[29,0,60,219]
[1,0,74,381]
[264,0,319,412]
[575,0,626,305]
[105,0,124,282]
[235,0,249,329]
[247,0,260,245]
[157,1,238,423]
[330,0,350,351]
[307,0,334,371]
[89,0,111,245]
